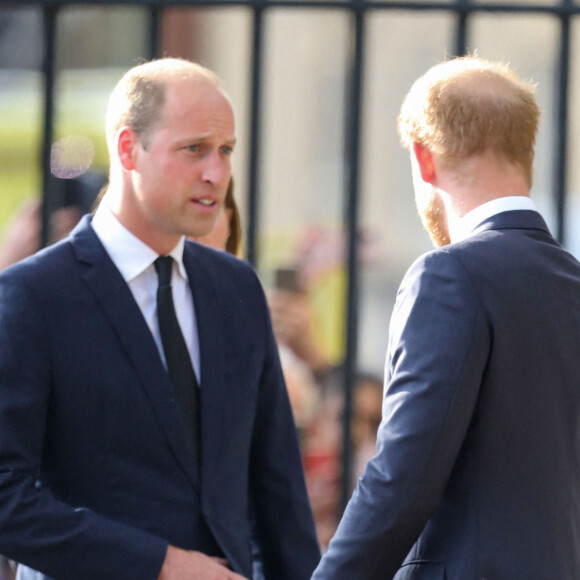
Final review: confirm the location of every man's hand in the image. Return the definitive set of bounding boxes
[157,545,248,580]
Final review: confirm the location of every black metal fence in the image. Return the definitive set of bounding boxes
[2,0,577,510]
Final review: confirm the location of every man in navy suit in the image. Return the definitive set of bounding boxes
[0,58,319,580]
[312,57,580,579]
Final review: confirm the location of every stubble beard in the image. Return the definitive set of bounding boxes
[417,191,451,248]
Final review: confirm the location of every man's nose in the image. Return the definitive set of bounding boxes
[201,151,229,185]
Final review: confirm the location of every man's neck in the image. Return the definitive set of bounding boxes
[437,152,531,237]
[97,185,182,256]
[457,151,528,203]
[447,195,536,244]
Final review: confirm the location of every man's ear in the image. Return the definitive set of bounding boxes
[117,127,139,171]
[412,142,436,184]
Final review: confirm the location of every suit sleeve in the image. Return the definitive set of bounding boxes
[312,250,490,580]
[0,270,167,580]
[246,272,321,580]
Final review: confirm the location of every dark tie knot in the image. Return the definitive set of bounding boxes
[155,256,174,287]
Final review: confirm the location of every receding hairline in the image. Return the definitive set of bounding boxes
[397,56,540,188]
[421,56,523,83]
[123,57,224,89]
[105,58,230,153]
[429,59,534,103]
[398,57,539,148]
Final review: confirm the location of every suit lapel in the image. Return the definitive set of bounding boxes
[69,217,200,490]
[183,245,228,484]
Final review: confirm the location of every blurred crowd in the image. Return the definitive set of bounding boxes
[268,272,383,549]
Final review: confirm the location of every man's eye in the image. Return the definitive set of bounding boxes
[221,146,234,156]
[187,145,199,153]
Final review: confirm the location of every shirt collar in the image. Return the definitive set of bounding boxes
[91,198,187,283]
[449,196,537,244]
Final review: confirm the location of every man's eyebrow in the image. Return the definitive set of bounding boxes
[176,135,237,146]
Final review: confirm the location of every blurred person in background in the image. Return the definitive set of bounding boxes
[268,280,336,390]
[0,57,319,580]
[349,374,383,487]
[268,263,386,550]
[192,177,242,257]
[267,267,339,549]
[0,201,81,271]
[313,56,580,580]
[0,171,108,271]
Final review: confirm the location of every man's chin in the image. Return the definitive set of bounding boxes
[186,220,217,241]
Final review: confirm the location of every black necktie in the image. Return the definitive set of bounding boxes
[155,256,199,459]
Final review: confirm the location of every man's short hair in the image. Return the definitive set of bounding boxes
[105,57,223,154]
[398,56,540,187]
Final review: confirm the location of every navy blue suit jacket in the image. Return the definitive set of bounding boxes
[313,210,580,579]
[0,216,319,580]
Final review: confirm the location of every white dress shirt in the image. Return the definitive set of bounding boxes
[449,196,537,244]
[91,200,201,382]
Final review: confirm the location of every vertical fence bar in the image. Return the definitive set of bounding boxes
[148,4,162,60]
[555,3,570,244]
[454,0,469,56]
[40,4,58,249]
[340,0,365,513]
[246,2,265,267]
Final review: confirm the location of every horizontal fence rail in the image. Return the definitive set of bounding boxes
[7,0,580,14]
